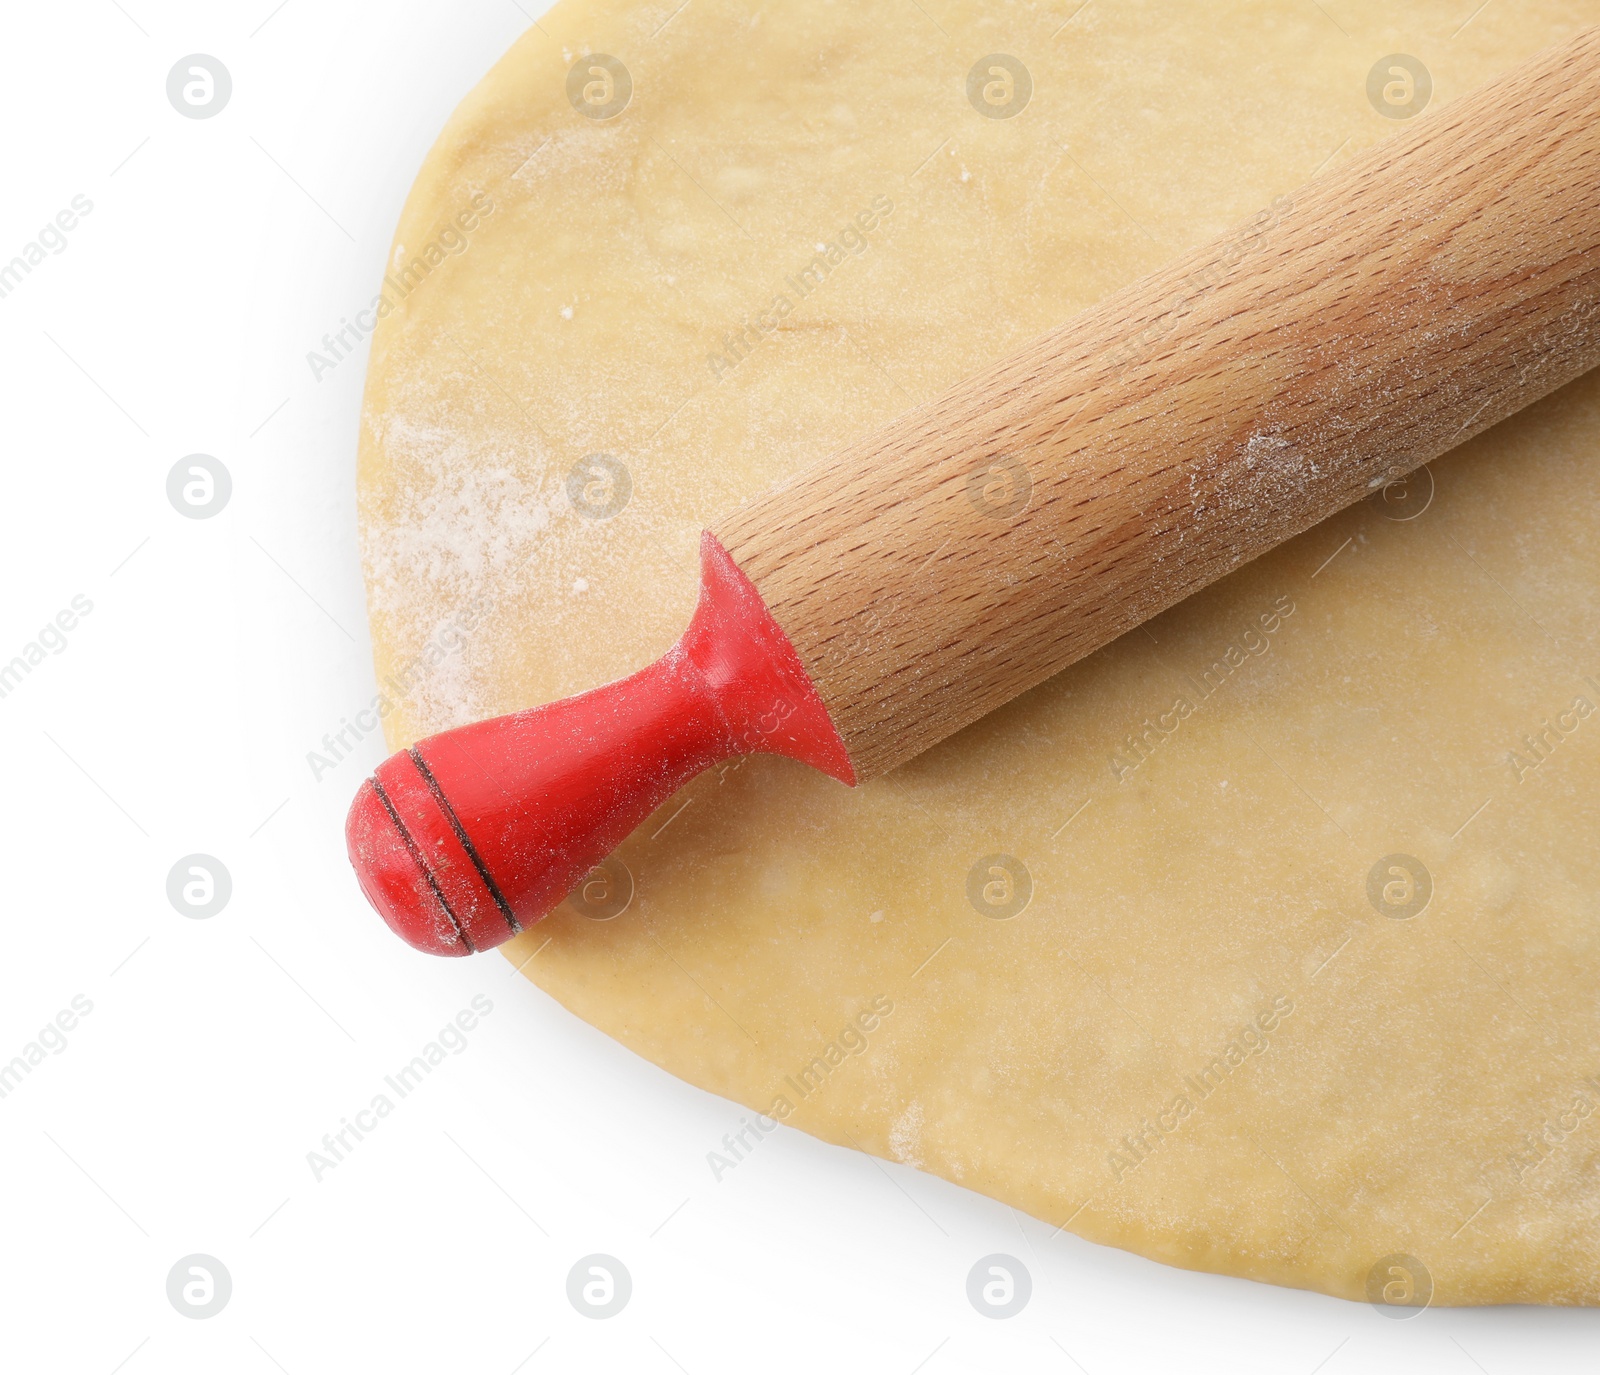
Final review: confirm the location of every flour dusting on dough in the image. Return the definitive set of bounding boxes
[889,1101,925,1168]
[363,408,558,728]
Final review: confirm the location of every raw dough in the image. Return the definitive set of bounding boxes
[359,0,1600,1304]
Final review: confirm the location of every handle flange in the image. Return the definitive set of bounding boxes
[346,533,853,955]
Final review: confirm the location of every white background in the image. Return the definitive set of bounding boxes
[1,2,1597,1372]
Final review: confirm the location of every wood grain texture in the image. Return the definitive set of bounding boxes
[713,28,1600,781]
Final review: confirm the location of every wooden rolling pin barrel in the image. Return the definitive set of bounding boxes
[348,30,1600,956]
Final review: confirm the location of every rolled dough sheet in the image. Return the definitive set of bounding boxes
[358,0,1600,1304]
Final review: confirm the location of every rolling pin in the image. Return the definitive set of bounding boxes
[348,28,1600,956]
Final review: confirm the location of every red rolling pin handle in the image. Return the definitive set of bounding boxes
[345,533,855,955]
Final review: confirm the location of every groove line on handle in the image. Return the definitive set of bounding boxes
[407,747,521,936]
[369,775,474,952]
